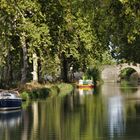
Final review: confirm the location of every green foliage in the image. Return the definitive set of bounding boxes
[86,67,101,85]
[41,55,60,78]
[120,68,136,80]
[50,85,60,96]
[30,88,50,99]
[101,51,116,65]
[21,91,30,101]
[105,0,140,62]
[0,0,139,85]
[20,83,73,99]
[57,83,74,96]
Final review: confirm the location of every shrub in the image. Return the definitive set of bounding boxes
[86,68,101,85]
[30,88,50,99]
[21,91,30,101]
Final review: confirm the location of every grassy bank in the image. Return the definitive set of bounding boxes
[19,82,74,100]
[57,83,74,97]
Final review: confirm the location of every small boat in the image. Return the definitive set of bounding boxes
[77,79,94,88]
[0,91,22,111]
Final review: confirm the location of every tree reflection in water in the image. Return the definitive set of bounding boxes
[2,83,140,140]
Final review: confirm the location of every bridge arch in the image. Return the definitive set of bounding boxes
[101,63,140,82]
[118,63,140,73]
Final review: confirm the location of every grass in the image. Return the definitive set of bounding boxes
[19,82,74,100]
[57,83,74,97]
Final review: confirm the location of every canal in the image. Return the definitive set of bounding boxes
[1,82,140,140]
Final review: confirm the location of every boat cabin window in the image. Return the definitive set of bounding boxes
[1,93,11,96]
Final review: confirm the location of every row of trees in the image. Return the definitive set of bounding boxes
[0,0,139,87]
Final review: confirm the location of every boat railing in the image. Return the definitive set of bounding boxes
[79,80,93,85]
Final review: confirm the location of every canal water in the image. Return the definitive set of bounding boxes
[1,82,140,140]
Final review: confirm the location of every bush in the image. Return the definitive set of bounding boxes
[21,91,30,101]
[57,83,73,96]
[30,88,50,99]
[86,67,101,86]
[20,83,73,100]
[50,86,60,96]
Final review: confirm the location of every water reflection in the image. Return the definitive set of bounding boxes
[22,93,104,140]
[78,88,94,96]
[0,110,22,128]
[0,110,22,140]
[77,88,94,105]
[120,80,138,94]
[108,96,125,138]
[1,83,140,140]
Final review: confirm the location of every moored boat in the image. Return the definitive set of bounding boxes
[0,91,22,111]
[77,79,94,88]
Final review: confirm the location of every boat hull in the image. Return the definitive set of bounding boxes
[77,84,94,89]
[77,79,94,89]
[0,99,22,110]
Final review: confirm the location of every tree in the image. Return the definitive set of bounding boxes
[105,0,140,63]
[0,0,51,85]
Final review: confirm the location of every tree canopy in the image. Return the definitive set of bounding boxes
[0,0,139,87]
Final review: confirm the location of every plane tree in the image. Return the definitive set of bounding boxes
[0,0,51,86]
[102,0,140,63]
[1,0,139,86]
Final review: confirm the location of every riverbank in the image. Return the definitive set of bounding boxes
[19,82,74,100]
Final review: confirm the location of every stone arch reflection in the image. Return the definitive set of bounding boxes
[108,96,125,138]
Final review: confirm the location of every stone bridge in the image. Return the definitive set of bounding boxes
[101,63,140,82]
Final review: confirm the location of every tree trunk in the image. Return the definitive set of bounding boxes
[6,49,13,86]
[2,45,13,88]
[32,52,38,82]
[61,52,68,82]
[21,32,28,84]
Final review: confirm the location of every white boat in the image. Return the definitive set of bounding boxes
[77,80,94,88]
[0,91,22,110]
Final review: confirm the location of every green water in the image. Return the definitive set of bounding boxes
[1,83,140,140]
